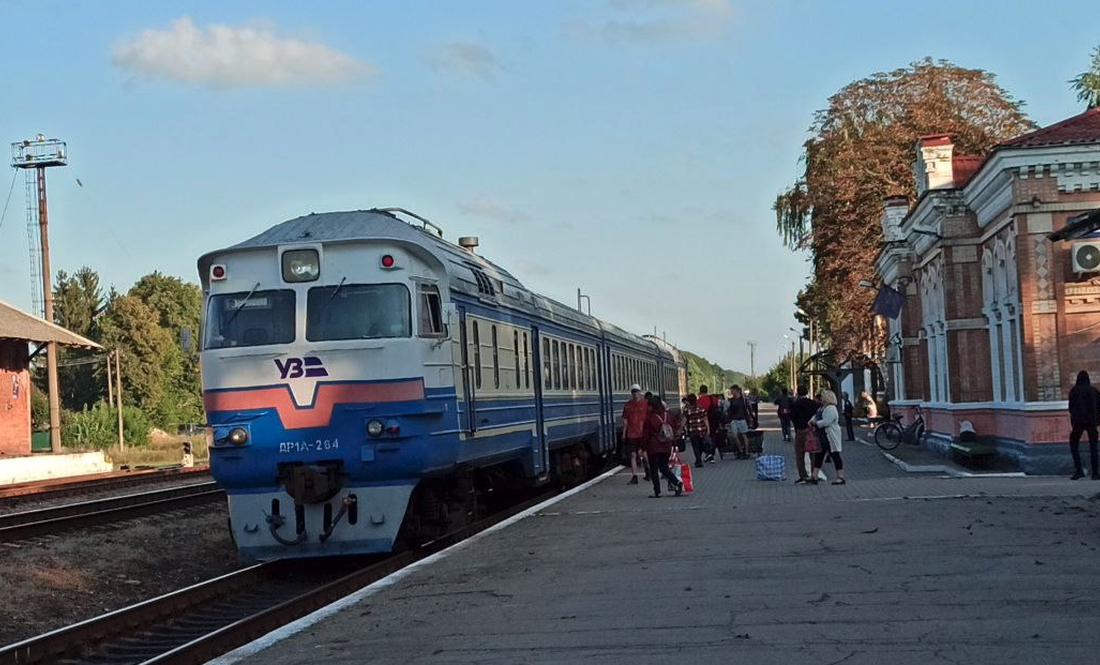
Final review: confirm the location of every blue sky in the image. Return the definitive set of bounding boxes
[1,0,1099,374]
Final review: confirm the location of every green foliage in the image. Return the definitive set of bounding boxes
[680,350,747,395]
[30,384,50,431]
[62,400,152,450]
[53,267,108,411]
[1071,45,1100,109]
[759,356,794,401]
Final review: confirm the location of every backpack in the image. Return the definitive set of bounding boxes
[656,414,674,443]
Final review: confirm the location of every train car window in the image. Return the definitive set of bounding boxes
[552,340,561,390]
[572,345,580,391]
[472,321,482,390]
[591,349,597,390]
[416,284,444,337]
[306,283,410,341]
[492,325,500,389]
[523,333,530,390]
[543,338,552,390]
[578,347,586,391]
[513,330,520,389]
[205,289,296,349]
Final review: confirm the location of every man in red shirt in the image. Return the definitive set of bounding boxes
[622,384,649,484]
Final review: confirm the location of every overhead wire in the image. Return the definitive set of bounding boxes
[0,168,17,234]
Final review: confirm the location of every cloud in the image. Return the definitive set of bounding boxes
[458,196,529,224]
[112,17,374,89]
[572,0,734,43]
[429,41,500,81]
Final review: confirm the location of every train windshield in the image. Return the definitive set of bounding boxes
[205,289,296,349]
[306,283,411,341]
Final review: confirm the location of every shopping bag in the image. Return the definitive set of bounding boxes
[679,463,694,493]
[755,454,786,481]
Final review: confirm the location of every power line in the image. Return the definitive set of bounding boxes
[0,168,17,234]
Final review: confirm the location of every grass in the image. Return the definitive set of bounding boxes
[61,435,211,470]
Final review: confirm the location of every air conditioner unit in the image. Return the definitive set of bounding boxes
[1072,240,1100,273]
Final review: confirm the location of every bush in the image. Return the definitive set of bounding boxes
[63,401,152,450]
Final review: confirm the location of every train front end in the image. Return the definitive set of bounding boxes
[198,218,457,562]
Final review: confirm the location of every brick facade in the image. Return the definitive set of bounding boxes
[0,340,31,456]
[874,109,1100,473]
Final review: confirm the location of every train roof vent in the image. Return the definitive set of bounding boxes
[471,269,497,297]
[459,236,479,252]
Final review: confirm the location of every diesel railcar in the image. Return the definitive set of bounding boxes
[198,208,685,562]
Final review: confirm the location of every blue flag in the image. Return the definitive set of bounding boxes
[872,285,905,319]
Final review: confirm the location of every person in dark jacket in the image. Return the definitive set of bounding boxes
[774,388,793,442]
[1067,370,1100,480]
[842,392,855,442]
[642,396,683,498]
[790,385,820,483]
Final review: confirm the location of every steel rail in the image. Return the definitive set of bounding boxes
[0,483,224,542]
[0,487,560,665]
[0,467,210,504]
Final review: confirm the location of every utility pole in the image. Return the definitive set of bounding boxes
[114,349,124,451]
[747,340,757,392]
[12,135,67,453]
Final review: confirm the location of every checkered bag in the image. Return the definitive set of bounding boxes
[755,454,786,481]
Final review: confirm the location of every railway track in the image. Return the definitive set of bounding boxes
[0,467,211,509]
[0,482,224,542]
[0,486,560,665]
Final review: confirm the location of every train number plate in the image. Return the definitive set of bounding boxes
[278,439,340,453]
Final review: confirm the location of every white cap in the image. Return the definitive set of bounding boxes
[630,384,642,392]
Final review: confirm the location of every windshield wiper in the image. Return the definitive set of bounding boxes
[224,282,261,329]
[322,277,347,311]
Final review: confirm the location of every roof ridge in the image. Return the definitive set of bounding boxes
[1001,107,1100,148]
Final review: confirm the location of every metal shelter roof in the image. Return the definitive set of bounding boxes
[0,300,102,349]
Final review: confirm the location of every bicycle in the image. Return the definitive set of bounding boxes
[874,409,925,451]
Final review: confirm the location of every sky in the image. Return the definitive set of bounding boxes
[1,0,1099,375]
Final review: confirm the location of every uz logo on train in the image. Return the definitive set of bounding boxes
[274,356,337,453]
[274,356,329,379]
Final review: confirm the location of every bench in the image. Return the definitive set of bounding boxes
[950,437,996,468]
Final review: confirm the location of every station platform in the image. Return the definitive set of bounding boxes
[216,415,1100,665]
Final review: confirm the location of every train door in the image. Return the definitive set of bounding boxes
[599,345,614,452]
[530,326,549,476]
[458,308,477,433]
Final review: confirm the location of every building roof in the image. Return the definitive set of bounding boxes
[1000,107,1100,148]
[0,300,102,348]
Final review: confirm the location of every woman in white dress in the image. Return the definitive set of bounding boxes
[809,389,846,485]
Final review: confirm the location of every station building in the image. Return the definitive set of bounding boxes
[0,300,100,456]
[875,108,1100,473]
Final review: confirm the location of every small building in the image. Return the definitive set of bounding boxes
[875,108,1100,473]
[0,299,101,455]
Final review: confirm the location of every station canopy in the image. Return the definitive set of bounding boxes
[0,300,101,349]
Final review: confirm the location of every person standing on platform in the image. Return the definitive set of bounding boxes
[790,385,819,484]
[622,384,649,485]
[1067,370,1100,480]
[726,385,752,459]
[698,385,719,463]
[775,388,793,442]
[842,392,855,442]
[682,393,710,468]
[809,389,845,485]
[642,395,683,498]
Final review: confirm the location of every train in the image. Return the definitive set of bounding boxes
[198,208,687,562]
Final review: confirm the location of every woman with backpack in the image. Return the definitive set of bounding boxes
[642,395,684,498]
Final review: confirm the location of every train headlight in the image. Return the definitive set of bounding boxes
[282,249,320,283]
[227,427,249,445]
[366,419,384,438]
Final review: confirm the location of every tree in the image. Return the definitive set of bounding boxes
[774,58,1035,354]
[97,294,175,421]
[1071,45,1100,109]
[52,267,107,411]
[125,273,204,426]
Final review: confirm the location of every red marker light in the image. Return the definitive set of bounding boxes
[381,255,395,268]
[211,265,226,280]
